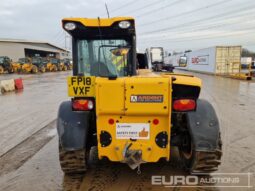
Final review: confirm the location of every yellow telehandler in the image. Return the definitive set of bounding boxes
[57,17,222,175]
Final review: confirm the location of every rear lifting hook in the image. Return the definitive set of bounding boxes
[137,165,141,175]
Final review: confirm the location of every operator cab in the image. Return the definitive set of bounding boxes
[62,17,136,78]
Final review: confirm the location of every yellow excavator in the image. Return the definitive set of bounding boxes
[57,17,222,175]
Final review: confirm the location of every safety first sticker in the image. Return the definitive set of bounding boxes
[67,76,95,97]
[116,123,150,140]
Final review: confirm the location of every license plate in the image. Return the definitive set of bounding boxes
[67,76,95,97]
[116,123,150,140]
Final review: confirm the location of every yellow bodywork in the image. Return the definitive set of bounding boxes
[58,62,68,71]
[137,69,202,87]
[63,17,134,27]
[22,63,32,71]
[46,62,58,72]
[67,72,201,163]
[63,16,202,164]
[21,63,38,73]
[11,62,22,73]
[96,77,171,162]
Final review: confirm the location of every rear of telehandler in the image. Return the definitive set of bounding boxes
[57,17,222,175]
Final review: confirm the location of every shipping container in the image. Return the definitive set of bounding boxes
[165,46,242,74]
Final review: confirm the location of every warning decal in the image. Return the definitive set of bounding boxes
[130,95,163,103]
[116,123,150,139]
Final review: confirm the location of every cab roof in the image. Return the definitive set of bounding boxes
[62,17,134,27]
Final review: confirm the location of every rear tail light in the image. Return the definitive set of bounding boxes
[72,99,94,111]
[173,99,196,111]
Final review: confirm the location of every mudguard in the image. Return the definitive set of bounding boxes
[186,99,220,151]
[57,101,91,150]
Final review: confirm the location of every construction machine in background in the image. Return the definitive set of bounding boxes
[57,17,222,175]
[29,57,46,73]
[47,58,68,71]
[0,56,19,74]
[21,57,45,74]
[62,58,73,70]
[18,58,30,66]
[11,61,22,73]
[20,58,37,74]
[58,60,68,71]
[46,58,59,72]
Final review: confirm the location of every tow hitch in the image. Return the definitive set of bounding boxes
[122,143,144,173]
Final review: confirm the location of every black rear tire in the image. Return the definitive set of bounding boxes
[179,133,222,174]
[59,141,87,174]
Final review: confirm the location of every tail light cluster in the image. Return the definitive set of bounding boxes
[72,99,195,112]
[173,99,196,112]
[72,99,94,111]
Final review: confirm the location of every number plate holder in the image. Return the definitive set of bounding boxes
[67,76,95,97]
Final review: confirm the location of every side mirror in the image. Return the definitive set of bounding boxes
[179,56,187,67]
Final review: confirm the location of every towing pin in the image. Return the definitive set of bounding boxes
[137,165,141,175]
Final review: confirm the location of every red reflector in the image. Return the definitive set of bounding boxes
[153,119,159,125]
[108,118,115,125]
[72,99,93,111]
[173,99,196,111]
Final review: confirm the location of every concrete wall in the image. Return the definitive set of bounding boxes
[0,42,24,61]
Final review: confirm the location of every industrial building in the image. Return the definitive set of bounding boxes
[0,39,71,61]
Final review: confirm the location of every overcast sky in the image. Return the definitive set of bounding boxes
[1,0,255,52]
